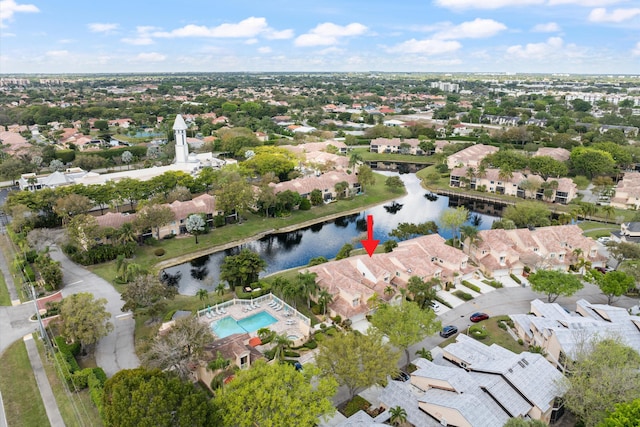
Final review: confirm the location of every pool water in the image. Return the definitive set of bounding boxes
[212,311,277,338]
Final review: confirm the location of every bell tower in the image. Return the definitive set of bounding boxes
[173,114,189,164]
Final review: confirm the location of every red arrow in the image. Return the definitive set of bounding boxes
[361,215,380,257]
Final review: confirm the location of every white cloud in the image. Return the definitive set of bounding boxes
[121,37,153,45]
[45,50,69,57]
[388,38,462,55]
[532,22,561,32]
[264,29,294,40]
[245,38,258,45]
[257,46,272,54]
[294,22,367,47]
[0,0,38,27]
[548,0,626,6]
[588,8,640,22]
[153,17,284,39]
[632,42,640,56]
[434,18,507,39]
[134,52,166,62]
[506,36,564,59]
[435,0,543,10]
[318,46,345,55]
[88,23,119,33]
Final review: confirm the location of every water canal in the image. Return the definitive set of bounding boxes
[166,171,501,295]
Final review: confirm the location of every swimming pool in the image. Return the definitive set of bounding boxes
[212,310,277,338]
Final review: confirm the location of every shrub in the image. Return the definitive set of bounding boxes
[303,340,317,350]
[55,336,80,356]
[518,338,524,345]
[163,309,177,322]
[87,370,105,417]
[284,350,300,358]
[342,396,370,417]
[325,327,337,337]
[332,315,342,324]
[213,215,226,228]
[162,234,176,240]
[461,280,481,292]
[154,248,166,257]
[453,290,473,301]
[299,198,311,210]
[483,279,503,288]
[468,325,487,340]
[434,296,453,309]
[510,273,522,284]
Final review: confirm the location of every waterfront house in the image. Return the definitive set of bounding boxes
[270,170,360,201]
[369,137,423,155]
[611,221,640,243]
[469,225,605,278]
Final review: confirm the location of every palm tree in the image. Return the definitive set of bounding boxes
[367,292,383,310]
[601,205,615,223]
[215,282,226,297]
[196,289,208,310]
[297,272,319,309]
[348,151,362,169]
[117,222,137,245]
[271,333,293,362]
[317,289,333,316]
[389,406,408,427]
[498,166,514,182]
[415,347,433,361]
[384,285,395,298]
[460,225,480,255]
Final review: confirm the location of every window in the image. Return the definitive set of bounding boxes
[499,256,506,264]
[550,253,555,258]
[352,298,360,307]
[533,247,538,252]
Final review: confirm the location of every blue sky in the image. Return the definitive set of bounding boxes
[1,0,639,74]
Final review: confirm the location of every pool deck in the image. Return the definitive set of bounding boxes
[198,294,310,344]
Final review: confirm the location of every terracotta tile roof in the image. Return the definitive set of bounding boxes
[95,212,136,228]
[271,170,358,196]
[533,147,571,162]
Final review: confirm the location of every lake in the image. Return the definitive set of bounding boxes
[164,171,500,295]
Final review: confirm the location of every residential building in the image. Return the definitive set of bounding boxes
[195,333,263,388]
[304,234,474,320]
[18,168,92,191]
[612,221,640,243]
[611,171,640,210]
[533,147,571,162]
[446,144,499,170]
[469,225,605,278]
[270,170,360,201]
[369,138,423,155]
[449,166,578,204]
[510,299,640,372]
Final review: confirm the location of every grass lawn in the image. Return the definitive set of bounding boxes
[0,271,10,306]
[350,147,435,164]
[35,338,104,427]
[577,221,620,238]
[0,234,25,303]
[0,337,49,427]
[439,317,525,354]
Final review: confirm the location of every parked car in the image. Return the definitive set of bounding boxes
[594,266,608,274]
[470,312,489,322]
[440,325,458,338]
[430,301,441,312]
[597,237,611,244]
[393,371,410,382]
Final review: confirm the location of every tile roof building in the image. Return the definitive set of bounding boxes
[469,225,605,278]
[446,144,499,170]
[303,234,474,319]
[610,171,640,210]
[270,170,360,201]
[533,147,571,162]
[369,138,423,155]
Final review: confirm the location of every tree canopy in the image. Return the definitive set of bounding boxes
[369,300,441,366]
[59,292,112,353]
[316,329,400,399]
[502,201,551,228]
[103,368,218,427]
[389,221,438,241]
[213,360,337,427]
[528,270,583,302]
[219,249,266,289]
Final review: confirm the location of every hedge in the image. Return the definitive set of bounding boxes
[434,295,452,309]
[482,279,503,289]
[469,325,488,340]
[452,290,473,301]
[63,242,136,265]
[510,273,522,284]
[343,396,371,418]
[461,280,481,293]
[87,370,106,417]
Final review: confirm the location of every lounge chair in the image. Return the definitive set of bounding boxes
[286,319,295,325]
[269,300,277,307]
[221,306,227,314]
[205,311,212,319]
[252,301,260,308]
[274,304,283,311]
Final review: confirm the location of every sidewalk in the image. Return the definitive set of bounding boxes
[23,334,64,427]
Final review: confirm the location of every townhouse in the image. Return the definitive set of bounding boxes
[270,170,360,202]
[469,225,606,278]
[612,221,640,243]
[610,171,640,210]
[449,166,578,204]
[369,138,423,155]
[510,299,640,372]
[532,147,571,162]
[304,234,474,320]
[446,144,499,170]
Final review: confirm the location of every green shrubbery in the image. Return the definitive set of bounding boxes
[342,395,371,417]
[482,279,503,288]
[453,290,473,301]
[63,242,136,265]
[461,280,481,292]
[469,325,487,340]
[510,273,522,284]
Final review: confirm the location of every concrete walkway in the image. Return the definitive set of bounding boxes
[24,334,64,427]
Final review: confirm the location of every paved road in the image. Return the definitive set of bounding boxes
[48,245,140,377]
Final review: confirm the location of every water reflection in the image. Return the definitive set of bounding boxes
[166,172,500,295]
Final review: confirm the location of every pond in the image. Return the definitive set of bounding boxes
[165,171,501,295]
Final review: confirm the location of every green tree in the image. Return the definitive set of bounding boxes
[599,398,640,427]
[317,288,333,316]
[606,241,640,267]
[185,213,206,244]
[59,292,113,354]
[503,201,551,228]
[356,164,375,192]
[213,360,337,427]
[562,338,640,427]
[407,276,438,310]
[219,249,266,289]
[297,271,318,309]
[103,368,218,427]
[528,270,583,302]
[389,221,438,240]
[315,329,400,400]
[440,206,468,248]
[528,156,568,179]
[370,301,441,367]
[196,289,209,309]
[586,270,635,304]
[54,193,93,225]
[503,419,547,427]
[570,147,616,178]
[66,214,101,251]
[134,203,174,240]
[309,188,323,206]
[335,243,354,260]
[120,274,177,317]
[385,176,405,193]
[460,225,481,255]
[389,406,408,427]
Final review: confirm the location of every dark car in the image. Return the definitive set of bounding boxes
[594,266,607,274]
[440,325,458,338]
[393,371,410,382]
[470,312,489,322]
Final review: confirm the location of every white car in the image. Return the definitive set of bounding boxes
[430,301,441,312]
[597,237,611,244]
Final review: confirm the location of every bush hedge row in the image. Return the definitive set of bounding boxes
[453,290,473,301]
[461,280,481,293]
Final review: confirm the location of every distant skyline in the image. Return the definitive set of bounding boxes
[1,0,639,75]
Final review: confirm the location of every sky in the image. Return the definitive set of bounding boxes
[1,0,639,75]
